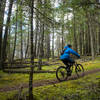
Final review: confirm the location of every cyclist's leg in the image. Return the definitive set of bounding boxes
[66,58,75,75]
[61,59,71,76]
[61,59,69,66]
[68,57,75,65]
[61,58,74,70]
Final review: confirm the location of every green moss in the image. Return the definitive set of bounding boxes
[33,72,100,100]
[0,72,100,100]
[0,91,17,100]
[0,57,100,100]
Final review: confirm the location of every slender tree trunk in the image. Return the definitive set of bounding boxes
[38,22,44,70]
[37,30,40,58]
[2,0,13,69]
[87,19,91,56]
[62,24,64,50]
[79,28,82,55]
[98,27,100,54]
[25,24,30,59]
[41,23,44,58]
[85,26,89,55]
[46,33,50,61]
[73,10,77,52]
[88,13,95,60]
[29,0,34,99]
[12,6,18,61]
[57,35,60,58]
[83,24,86,55]
[8,27,11,61]
[34,16,39,58]
[20,3,23,60]
[0,0,6,69]
[52,24,55,59]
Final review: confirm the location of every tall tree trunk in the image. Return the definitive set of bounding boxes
[87,19,91,56]
[34,15,39,58]
[73,10,77,52]
[2,0,13,69]
[8,27,11,62]
[20,2,23,60]
[85,26,89,56]
[38,22,44,70]
[52,24,55,59]
[88,13,95,60]
[29,0,34,99]
[61,11,64,50]
[46,33,50,61]
[62,24,64,50]
[83,24,86,55]
[0,0,6,69]
[57,35,60,58]
[25,24,30,58]
[79,27,82,55]
[98,27,100,54]
[37,30,41,58]
[12,5,18,61]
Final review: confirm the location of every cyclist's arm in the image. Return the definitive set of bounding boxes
[69,48,80,58]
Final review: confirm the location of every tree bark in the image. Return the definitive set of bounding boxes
[2,0,13,69]
[73,10,77,52]
[88,13,95,60]
[62,24,64,50]
[12,5,18,61]
[25,24,30,59]
[97,27,100,54]
[0,0,6,69]
[34,13,39,58]
[52,24,55,59]
[46,33,50,61]
[79,27,82,55]
[86,18,91,56]
[38,22,44,70]
[29,0,34,99]
[20,2,23,60]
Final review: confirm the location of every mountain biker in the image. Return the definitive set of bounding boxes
[60,44,80,76]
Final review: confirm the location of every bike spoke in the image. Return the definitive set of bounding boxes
[56,66,68,81]
[75,64,84,77]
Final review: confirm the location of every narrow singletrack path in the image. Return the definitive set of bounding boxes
[0,68,100,92]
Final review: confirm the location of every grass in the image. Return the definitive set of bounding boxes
[0,71,100,100]
[33,72,100,100]
[0,91,17,100]
[0,57,100,88]
[0,56,100,100]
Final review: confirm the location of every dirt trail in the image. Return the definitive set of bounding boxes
[0,68,100,92]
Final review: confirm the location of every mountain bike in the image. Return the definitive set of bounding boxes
[56,61,84,81]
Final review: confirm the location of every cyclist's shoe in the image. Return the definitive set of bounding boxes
[66,66,72,76]
[67,73,71,76]
[67,70,72,76]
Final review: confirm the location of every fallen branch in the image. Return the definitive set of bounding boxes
[3,69,56,74]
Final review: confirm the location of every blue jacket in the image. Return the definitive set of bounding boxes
[60,46,80,60]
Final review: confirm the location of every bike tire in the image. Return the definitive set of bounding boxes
[75,64,84,77]
[56,66,68,82]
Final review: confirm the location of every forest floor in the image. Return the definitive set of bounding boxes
[0,56,100,100]
[0,68,100,92]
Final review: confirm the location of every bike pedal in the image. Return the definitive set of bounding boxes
[67,72,71,76]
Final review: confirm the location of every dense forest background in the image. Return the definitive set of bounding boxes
[0,0,100,68]
[0,0,100,100]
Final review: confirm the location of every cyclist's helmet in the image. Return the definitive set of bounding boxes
[67,44,72,48]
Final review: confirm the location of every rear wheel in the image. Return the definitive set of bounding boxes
[75,64,84,77]
[56,66,68,81]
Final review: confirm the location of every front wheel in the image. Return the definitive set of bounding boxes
[75,64,84,77]
[56,66,68,81]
